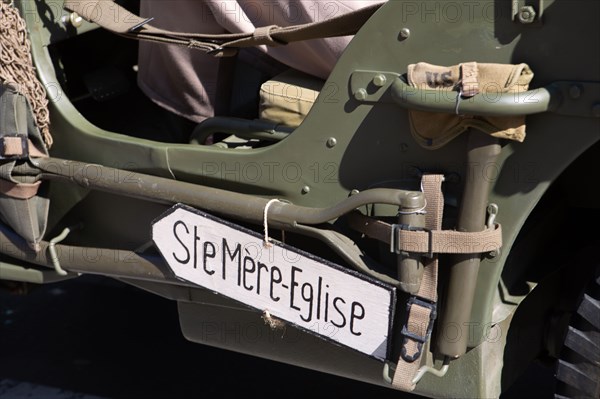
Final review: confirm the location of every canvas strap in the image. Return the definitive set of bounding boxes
[346,212,502,255]
[391,174,444,391]
[459,62,480,98]
[63,0,382,57]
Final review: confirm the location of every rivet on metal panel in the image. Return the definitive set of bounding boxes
[569,85,582,99]
[326,137,338,148]
[399,28,411,40]
[373,74,387,87]
[354,88,368,101]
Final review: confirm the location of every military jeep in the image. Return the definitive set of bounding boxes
[1,1,599,398]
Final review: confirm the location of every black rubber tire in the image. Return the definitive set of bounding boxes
[555,267,600,399]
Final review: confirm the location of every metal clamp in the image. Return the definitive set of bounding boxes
[382,361,395,384]
[128,17,155,32]
[487,203,499,228]
[383,356,450,386]
[390,224,433,258]
[0,135,28,160]
[205,46,238,57]
[412,357,451,384]
[454,80,464,115]
[48,224,82,276]
[400,296,437,363]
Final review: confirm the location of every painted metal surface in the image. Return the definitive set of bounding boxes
[4,0,599,397]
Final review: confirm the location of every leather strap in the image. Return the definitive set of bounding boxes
[1,136,26,157]
[63,0,382,57]
[0,180,41,200]
[347,211,502,255]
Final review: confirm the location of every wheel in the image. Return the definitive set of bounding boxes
[555,266,600,399]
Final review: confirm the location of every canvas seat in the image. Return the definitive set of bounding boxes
[259,69,325,128]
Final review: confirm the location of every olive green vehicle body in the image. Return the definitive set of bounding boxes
[1,1,599,397]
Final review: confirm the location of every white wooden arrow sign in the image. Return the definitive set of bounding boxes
[152,204,396,360]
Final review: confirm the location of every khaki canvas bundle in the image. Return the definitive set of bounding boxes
[407,62,534,149]
[259,70,324,128]
[0,85,50,252]
[1,2,52,251]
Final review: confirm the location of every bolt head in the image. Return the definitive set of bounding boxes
[354,88,368,101]
[70,12,83,28]
[301,186,311,194]
[373,74,387,87]
[399,28,411,39]
[518,6,536,23]
[326,137,337,148]
[569,85,582,99]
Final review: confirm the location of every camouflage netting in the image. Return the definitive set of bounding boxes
[0,1,52,148]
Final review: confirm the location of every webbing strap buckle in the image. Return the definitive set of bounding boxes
[390,224,433,258]
[400,296,437,363]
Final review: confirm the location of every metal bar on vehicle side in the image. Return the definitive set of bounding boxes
[0,222,181,284]
[436,133,502,358]
[397,202,426,294]
[190,117,294,145]
[289,223,400,286]
[390,78,559,117]
[0,205,399,286]
[31,158,425,228]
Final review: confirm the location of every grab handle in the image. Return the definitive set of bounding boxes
[390,78,561,116]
